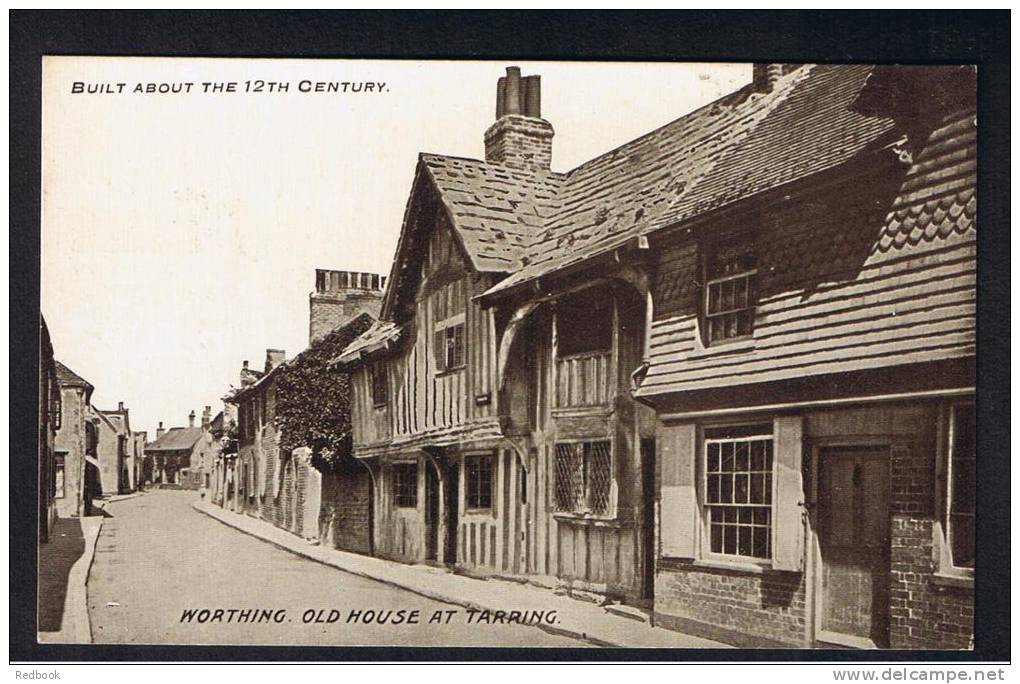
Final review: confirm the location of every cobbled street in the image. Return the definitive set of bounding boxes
[87,490,582,646]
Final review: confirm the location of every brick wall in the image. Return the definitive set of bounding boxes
[889,444,973,649]
[655,561,807,647]
[309,291,382,344]
[484,115,553,172]
[890,518,973,648]
[321,464,373,554]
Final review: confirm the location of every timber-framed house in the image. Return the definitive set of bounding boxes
[340,64,977,648]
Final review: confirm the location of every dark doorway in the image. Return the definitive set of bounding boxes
[366,473,375,556]
[444,461,459,565]
[425,461,441,562]
[640,438,656,602]
[84,461,101,516]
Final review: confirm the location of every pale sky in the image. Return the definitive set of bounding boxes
[42,58,750,437]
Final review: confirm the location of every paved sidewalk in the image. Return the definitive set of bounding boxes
[38,515,103,643]
[194,499,728,648]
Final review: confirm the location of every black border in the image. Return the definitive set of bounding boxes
[10,10,1010,663]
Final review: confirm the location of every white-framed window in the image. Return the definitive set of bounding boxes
[704,244,757,344]
[943,402,975,571]
[703,426,773,561]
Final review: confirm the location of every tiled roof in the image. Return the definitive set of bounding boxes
[475,65,904,301]
[382,65,949,317]
[54,360,93,390]
[334,320,405,366]
[421,153,563,272]
[484,68,805,297]
[145,426,204,452]
[647,64,896,231]
[875,108,976,253]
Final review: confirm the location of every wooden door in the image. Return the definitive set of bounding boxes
[817,446,891,648]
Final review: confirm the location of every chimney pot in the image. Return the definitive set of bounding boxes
[524,75,541,118]
[504,66,522,115]
[495,76,506,119]
[243,360,249,370]
[189,410,196,428]
[118,401,124,411]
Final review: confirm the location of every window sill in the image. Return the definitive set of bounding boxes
[553,513,621,528]
[932,571,974,589]
[551,405,613,418]
[691,557,772,575]
[686,337,756,360]
[462,508,495,519]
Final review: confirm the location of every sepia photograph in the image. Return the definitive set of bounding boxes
[12,10,1008,670]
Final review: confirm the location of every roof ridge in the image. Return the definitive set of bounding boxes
[557,69,798,180]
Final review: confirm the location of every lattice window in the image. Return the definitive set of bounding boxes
[394,462,418,508]
[947,403,975,568]
[465,454,493,509]
[554,441,612,516]
[705,246,756,344]
[704,429,773,560]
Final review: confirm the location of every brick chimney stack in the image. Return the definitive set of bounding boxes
[117,401,124,411]
[265,349,286,373]
[201,405,212,431]
[484,66,554,172]
[156,421,165,439]
[188,410,196,428]
[752,64,799,93]
[309,269,385,345]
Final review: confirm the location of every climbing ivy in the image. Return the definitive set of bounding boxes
[273,313,375,473]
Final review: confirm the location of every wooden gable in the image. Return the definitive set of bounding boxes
[382,161,481,324]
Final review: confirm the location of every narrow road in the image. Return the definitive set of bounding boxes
[87,490,582,646]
